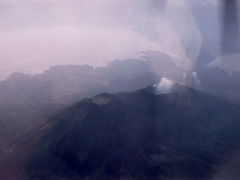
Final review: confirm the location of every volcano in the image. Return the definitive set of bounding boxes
[27,85,240,179]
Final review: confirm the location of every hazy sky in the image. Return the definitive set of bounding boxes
[0,0,218,80]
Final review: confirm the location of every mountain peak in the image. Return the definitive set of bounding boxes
[27,86,240,179]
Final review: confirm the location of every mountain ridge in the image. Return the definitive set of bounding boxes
[27,85,240,179]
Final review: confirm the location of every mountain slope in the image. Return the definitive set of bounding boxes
[0,55,186,179]
[27,85,240,179]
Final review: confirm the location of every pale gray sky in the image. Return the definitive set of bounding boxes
[0,0,218,80]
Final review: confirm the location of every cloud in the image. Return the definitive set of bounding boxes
[192,71,200,84]
[0,0,203,80]
[155,77,175,94]
[207,53,240,73]
[0,26,168,80]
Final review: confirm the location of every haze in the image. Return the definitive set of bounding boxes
[0,0,219,80]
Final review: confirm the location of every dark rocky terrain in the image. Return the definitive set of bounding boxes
[1,52,240,179]
[27,85,240,179]
[0,54,184,179]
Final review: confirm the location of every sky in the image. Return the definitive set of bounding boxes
[0,0,218,80]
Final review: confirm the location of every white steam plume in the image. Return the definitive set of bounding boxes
[155,77,175,94]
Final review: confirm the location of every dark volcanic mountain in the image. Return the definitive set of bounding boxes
[27,85,240,180]
[0,53,186,179]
